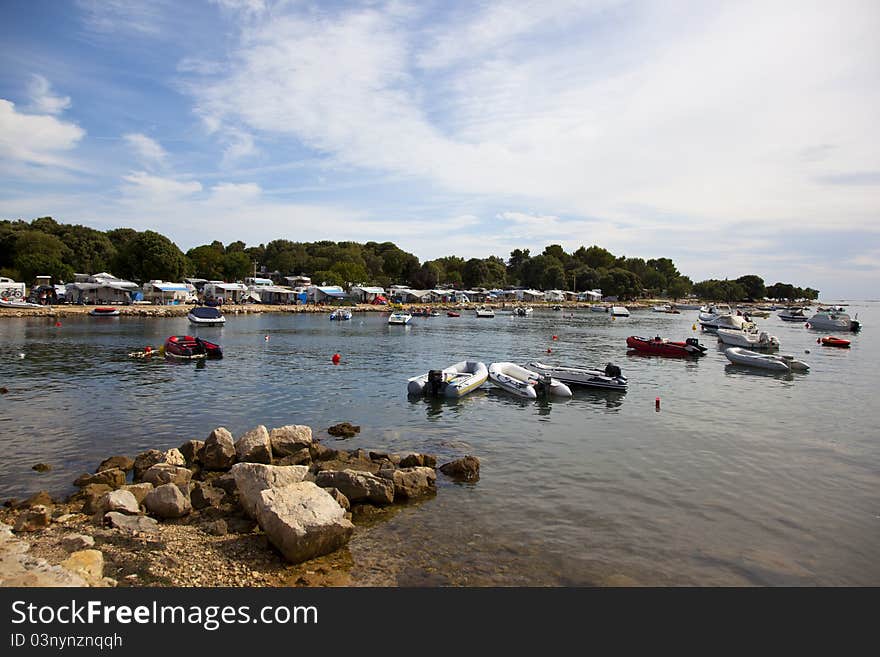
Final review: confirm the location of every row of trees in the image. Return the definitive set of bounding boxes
[0,217,819,301]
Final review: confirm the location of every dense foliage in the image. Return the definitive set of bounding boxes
[0,217,819,301]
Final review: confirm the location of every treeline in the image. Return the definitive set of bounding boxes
[0,217,818,301]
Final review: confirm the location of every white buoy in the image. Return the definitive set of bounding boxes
[19,353,25,359]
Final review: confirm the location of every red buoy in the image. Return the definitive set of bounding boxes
[552,335,558,341]
[54,321,61,327]
[546,348,552,354]
[655,396,661,411]
[332,353,341,364]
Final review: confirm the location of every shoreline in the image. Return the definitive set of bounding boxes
[0,423,473,587]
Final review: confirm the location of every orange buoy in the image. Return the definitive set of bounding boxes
[332,353,341,364]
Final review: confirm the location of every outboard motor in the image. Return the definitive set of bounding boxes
[685,337,706,354]
[604,363,622,379]
[535,372,553,396]
[427,369,444,397]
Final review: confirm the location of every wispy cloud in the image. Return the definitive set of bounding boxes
[76,0,170,36]
[123,133,168,169]
[26,75,71,115]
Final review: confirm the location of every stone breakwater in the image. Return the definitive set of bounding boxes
[0,423,480,587]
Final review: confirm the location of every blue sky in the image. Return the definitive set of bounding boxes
[1,0,878,299]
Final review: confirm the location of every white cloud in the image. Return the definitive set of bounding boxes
[0,99,85,168]
[123,133,168,168]
[27,75,71,115]
[121,171,202,199]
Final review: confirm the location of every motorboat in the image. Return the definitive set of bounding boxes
[610,306,630,317]
[819,336,851,348]
[652,304,671,312]
[746,309,770,318]
[806,311,860,332]
[187,306,226,326]
[698,304,732,321]
[590,304,608,313]
[673,303,702,310]
[475,307,495,318]
[514,306,533,316]
[388,311,412,325]
[163,335,223,360]
[626,335,707,357]
[488,362,572,399]
[724,347,809,372]
[716,328,779,350]
[0,299,44,309]
[526,361,627,391]
[447,311,461,317]
[407,361,489,398]
[699,313,756,334]
[329,309,352,321]
[89,307,120,317]
[778,307,809,322]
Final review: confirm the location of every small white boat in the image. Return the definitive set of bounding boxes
[475,307,495,318]
[724,347,809,372]
[590,304,608,313]
[488,362,572,399]
[746,309,770,318]
[388,311,412,325]
[716,328,779,350]
[652,304,671,312]
[407,361,489,398]
[700,313,756,333]
[89,307,120,317]
[806,311,860,332]
[610,306,630,317]
[187,306,226,326]
[698,304,732,321]
[0,299,44,309]
[526,362,627,391]
[329,309,352,321]
[514,306,533,316]
[778,307,809,322]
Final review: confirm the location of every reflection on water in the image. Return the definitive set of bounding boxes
[1,303,879,585]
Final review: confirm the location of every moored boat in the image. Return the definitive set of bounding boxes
[475,307,495,318]
[89,307,120,317]
[329,308,352,321]
[514,306,533,316]
[610,306,630,317]
[806,311,860,332]
[699,313,756,333]
[0,299,44,309]
[447,311,461,317]
[407,361,489,398]
[163,335,223,360]
[187,306,226,326]
[388,311,412,325]
[488,362,572,399]
[819,336,851,348]
[716,328,779,350]
[778,307,809,322]
[724,347,808,371]
[626,335,707,357]
[526,361,627,391]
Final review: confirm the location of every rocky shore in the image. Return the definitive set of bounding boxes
[0,423,480,587]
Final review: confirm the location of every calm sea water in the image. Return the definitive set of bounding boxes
[1,303,878,586]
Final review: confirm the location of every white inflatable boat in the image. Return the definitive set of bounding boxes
[407,361,489,398]
[724,347,809,372]
[526,362,627,391]
[488,362,572,399]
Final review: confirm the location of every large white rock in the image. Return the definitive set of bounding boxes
[141,464,192,492]
[92,490,140,524]
[384,466,437,500]
[231,463,311,518]
[254,482,354,564]
[269,425,313,456]
[235,425,273,464]
[144,483,191,519]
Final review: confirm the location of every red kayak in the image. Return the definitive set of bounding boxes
[626,335,707,357]
[164,335,223,360]
[447,311,461,317]
[819,336,850,348]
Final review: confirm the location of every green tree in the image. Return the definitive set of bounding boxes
[13,231,73,283]
[667,276,692,301]
[575,245,616,270]
[506,248,530,285]
[186,244,226,280]
[462,258,489,289]
[223,251,252,281]
[484,256,507,288]
[58,224,117,274]
[115,231,190,282]
[599,268,642,300]
[736,275,766,301]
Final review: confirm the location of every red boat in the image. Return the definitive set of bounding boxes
[626,335,707,357]
[447,311,461,317]
[819,336,851,348]
[163,335,223,360]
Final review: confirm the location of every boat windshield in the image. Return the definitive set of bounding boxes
[190,307,223,319]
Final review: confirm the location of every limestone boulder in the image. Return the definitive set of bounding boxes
[133,449,165,480]
[13,505,51,532]
[96,455,134,473]
[202,427,236,470]
[254,482,354,564]
[231,463,312,518]
[191,483,224,510]
[144,483,191,519]
[141,464,192,492]
[162,448,187,467]
[61,534,95,552]
[314,469,395,505]
[104,512,159,534]
[399,453,438,469]
[178,440,205,466]
[235,425,272,464]
[439,455,481,482]
[120,483,153,505]
[269,425,313,457]
[91,490,139,524]
[73,468,126,489]
[61,549,104,586]
[384,466,437,500]
[68,483,112,514]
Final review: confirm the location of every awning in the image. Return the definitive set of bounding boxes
[153,284,189,292]
[320,290,346,298]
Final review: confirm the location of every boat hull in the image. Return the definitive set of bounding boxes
[820,337,851,348]
[724,347,808,371]
[626,336,706,357]
[527,362,627,391]
[716,328,779,350]
[164,336,223,360]
[89,307,120,317]
[488,362,572,399]
[407,361,489,398]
